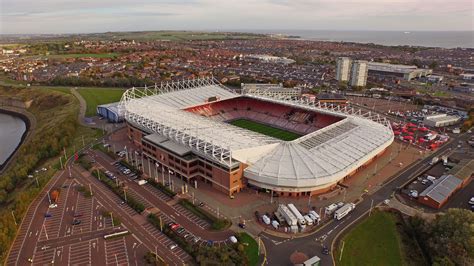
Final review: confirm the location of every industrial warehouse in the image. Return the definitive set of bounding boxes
[119,77,394,197]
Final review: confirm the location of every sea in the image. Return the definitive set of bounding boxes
[243,30,474,49]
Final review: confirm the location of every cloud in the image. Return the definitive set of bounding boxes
[0,0,472,34]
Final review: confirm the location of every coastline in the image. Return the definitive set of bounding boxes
[0,107,33,173]
[251,30,474,49]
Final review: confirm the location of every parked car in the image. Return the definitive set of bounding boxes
[72,219,81,225]
[44,213,52,218]
[469,197,474,205]
[229,236,238,244]
[322,246,330,255]
[168,244,177,250]
[171,224,180,230]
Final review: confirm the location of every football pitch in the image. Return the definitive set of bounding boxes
[229,119,301,141]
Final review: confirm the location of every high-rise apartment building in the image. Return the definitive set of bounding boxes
[336,57,351,82]
[350,60,368,87]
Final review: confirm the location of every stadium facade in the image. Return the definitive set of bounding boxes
[119,78,394,197]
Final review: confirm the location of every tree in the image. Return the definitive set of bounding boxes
[411,59,423,68]
[429,61,438,69]
[411,209,474,265]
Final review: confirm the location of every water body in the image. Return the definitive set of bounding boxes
[245,30,474,49]
[0,112,27,167]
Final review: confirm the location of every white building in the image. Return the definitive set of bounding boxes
[246,54,295,64]
[427,75,444,83]
[350,60,368,87]
[423,114,461,127]
[460,73,474,80]
[367,62,432,80]
[336,57,351,82]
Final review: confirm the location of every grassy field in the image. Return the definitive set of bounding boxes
[83,31,265,41]
[76,88,125,116]
[238,233,259,266]
[229,119,301,141]
[335,211,426,266]
[46,53,120,59]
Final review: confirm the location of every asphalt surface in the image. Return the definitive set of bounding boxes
[91,149,234,241]
[6,124,471,266]
[261,132,471,266]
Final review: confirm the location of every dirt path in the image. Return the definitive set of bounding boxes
[70,88,90,127]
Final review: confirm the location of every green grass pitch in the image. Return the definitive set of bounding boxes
[229,119,301,141]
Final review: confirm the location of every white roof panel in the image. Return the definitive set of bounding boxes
[121,78,394,189]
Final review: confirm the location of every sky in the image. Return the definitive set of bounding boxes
[1,0,473,34]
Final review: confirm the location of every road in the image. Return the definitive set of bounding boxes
[72,165,191,265]
[261,131,471,266]
[91,149,234,241]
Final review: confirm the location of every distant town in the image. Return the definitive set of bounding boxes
[1,34,473,104]
[0,31,473,266]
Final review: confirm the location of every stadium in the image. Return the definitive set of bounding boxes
[119,77,394,197]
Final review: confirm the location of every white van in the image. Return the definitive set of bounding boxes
[262,215,271,225]
[229,236,238,244]
[271,220,280,229]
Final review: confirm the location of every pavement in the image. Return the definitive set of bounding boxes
[259,131,471,266]
[91,149,235,242]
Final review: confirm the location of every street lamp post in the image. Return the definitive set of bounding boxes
[11,211,17,226]
[369,199,374,216]
[110,212,114,228]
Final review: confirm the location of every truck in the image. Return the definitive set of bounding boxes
[325,203,338,215]
[50,190,60,203]
[287,203,306,226]
[334,203,355,220]
[442,156,448,166]
[290,225,299,233]
[309,210,321,224]
[137,179,148,186]
[277,204,298,226]
[304,215,313,226]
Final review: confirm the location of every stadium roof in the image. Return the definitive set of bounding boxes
[121,78,281,165]
[120,77,394,189]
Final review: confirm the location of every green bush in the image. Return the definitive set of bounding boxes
[92,169,145,213]
[147,213,244,264]
[179,199,231,230]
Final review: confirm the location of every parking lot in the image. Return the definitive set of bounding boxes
[141,222,192,264]
[68,240,93,265]
[9,165,156,265]
[39,179,75,241]
[104,237,130,265]
[173,203,211,230]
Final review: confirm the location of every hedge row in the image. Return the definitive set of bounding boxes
[179,199,231,230]
[92,170,145,213]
